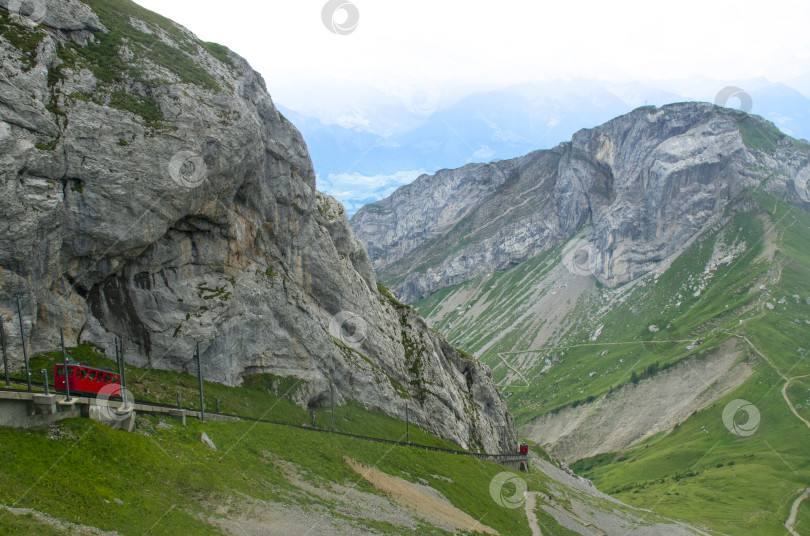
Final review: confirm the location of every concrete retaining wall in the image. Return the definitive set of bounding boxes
[0,390,238,431]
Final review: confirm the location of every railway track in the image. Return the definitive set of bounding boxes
[0,379,526,463]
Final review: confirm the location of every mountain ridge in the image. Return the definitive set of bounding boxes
[288,78,810,215]
[352,102,810,302]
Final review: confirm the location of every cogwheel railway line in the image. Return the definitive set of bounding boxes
[0,379,528,466]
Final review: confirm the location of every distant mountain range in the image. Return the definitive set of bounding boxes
[351,102,810,301]
[279,77,810,215]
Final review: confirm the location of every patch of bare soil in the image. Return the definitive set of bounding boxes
[203,452,447,536]
[205,493,372,536]
[755,213,778,264]
[202,454,497,536]
[0,504,118,535]
[530,457,713,535]
[345,458,499,535]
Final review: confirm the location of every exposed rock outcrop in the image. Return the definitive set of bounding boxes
[352,103,810,302]
[521,340,752,462]
[0,0,513,452]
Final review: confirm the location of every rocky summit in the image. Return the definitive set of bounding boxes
[351,102,810,302]
[0,0,513,452]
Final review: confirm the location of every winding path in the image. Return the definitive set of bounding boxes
[785,488,810,536]
[782,375,810,431]
[731,332,810,432]
[496,352,530,386]
[524,492,542,536]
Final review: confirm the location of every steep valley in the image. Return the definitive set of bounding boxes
[353,101,810,534]
[1,0,810,534]
[413,192,810,534]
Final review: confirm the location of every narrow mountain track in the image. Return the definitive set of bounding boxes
[496,352,530,386]
[785,488,810,536]
[497,340,696,355]
[729,334,810,432]
[782,375,810,430]
[524,492,543,536]
[0,381,526,464]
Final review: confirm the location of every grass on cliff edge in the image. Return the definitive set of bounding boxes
[9,344,460,451]
[0,417,535,536]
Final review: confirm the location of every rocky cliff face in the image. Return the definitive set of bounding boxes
[0,0,513,452]
[352,103,810,302]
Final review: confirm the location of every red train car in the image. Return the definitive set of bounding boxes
[54,363,120,396]
[519,442,529,454]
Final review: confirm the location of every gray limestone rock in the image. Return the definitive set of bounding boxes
[0,0,513,452]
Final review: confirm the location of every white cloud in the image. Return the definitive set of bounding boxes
[318,169,426,215]
[472,146,495,161]
[133,0,810,105]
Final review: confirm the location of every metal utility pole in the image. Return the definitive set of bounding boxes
[177,390,182,409]
[330,382,335,432]
[1,317,9,387]
[406,403,410,443]
[119,338,129,409]
[41,369,49,394]
[196,342,204,422]
[115,337,122,378]
[60,328,71,402]
[16,298,31,390]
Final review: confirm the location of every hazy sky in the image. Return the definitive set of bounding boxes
[134,0,810,109]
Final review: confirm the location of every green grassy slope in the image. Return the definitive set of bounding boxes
[417,200,773,421]
[572,364,809,535]
[0,417,529,535]
[10,344,460,450]
[570,193,810,535]
[0,511,67,536]
[1,347,536,534]
[2,345,523,534]
[0,416,708,536]
[0,346,712,535]
[416,191,810,535]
